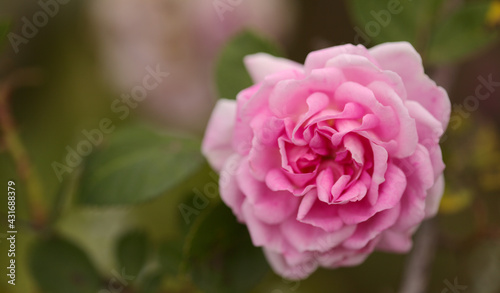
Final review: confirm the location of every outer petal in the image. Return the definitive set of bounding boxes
[236,159,300,225]
[304,44,378,74]
[405,100,443,146]
[233,70,303,155]
[244,53,304,84]
[343,204,400,250]
[219,155,246,222]
[242,200,285,252]
[369,42,451,129]
[202,99,237,171]
[281,218,356,253]
[263,249,317,280]
[424,174,445,218]
[376,229,413,253]
[367,81,418,158]
[318,239,378,268]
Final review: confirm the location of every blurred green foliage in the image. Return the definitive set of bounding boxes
[348,0,499,64]
[427,2,499,64]
[116,230,150,277]
[29,237,102,293]
[348,0,444,47]
[216,31,283,100]
[184,203,269,293]
[78,124,204,206]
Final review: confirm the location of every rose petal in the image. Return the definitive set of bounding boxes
[338,164,406,224]
[343,203,401,250]
[263,249,317,280]
[244,53,304,84]
[236,159,300,225]
[219,154,245,221]
[202,99,237,171]
[268,68,344,118]
[424,174,445,218]
[242,200,285,252]
[297,190,344,232]
[376,229,413,253]
[282,218,356,253]
[304,44,376,74]
[369,42,451,129]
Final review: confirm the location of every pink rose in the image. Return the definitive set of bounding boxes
[202,42,450,279]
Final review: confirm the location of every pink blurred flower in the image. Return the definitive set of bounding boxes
[202,42,450,279]
[90,0,295,133]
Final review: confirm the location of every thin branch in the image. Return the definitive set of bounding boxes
[398,220,439,293]
[0,68,47,229]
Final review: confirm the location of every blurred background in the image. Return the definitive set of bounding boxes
[0,0,499,292]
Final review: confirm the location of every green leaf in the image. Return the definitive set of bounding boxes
[184,203,269,293]
[116,230,149,277]
[215,30,282,100]
[29,236,102,293]
[426,3,499,64]
[139,271,164,293]
[159,240,183,276]
[78,124,204,205]
[347,0,444,48]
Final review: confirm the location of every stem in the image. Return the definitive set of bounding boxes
[0,69,47,229]
[398,220,438,293]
